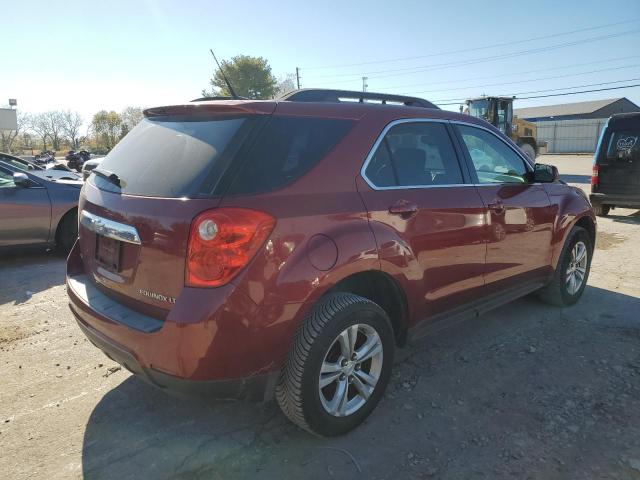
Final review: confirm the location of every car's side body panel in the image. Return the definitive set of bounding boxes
[0,161,81,248]
[545,183,597,269]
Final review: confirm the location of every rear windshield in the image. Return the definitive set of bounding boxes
[90,117,248,197]
[225,116,353,195]
[606,129,639,163]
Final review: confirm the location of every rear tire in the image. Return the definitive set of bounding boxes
[276,293,395,436]
[538,226,592,307]
[518,143,536,161]
[55,209,78,254]
[594,204,610,216]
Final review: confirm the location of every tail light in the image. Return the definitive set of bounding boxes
[186,208,275,288]
[591,164,599,189]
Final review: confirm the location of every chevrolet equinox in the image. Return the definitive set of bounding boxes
[67,89,596,436]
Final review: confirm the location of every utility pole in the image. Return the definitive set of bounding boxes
[362,77,368,92]
[296,67,301,89]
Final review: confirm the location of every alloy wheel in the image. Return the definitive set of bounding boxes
[565,240,588,295]
[318,323,384,417]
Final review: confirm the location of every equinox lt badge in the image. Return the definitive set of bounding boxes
[138,289,176,304]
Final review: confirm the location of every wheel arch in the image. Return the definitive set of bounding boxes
[54,206,78,243]
[551,212,596,269]
[325,270,409,347]
[574,215,596,248]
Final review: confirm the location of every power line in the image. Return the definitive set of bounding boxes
[303,29,640,82]
[433,82,640,105]
[432,77,640,102]
[400,64,640,95]
[382,55,640,91]
[301,18,640,70]
[517,83,640,100]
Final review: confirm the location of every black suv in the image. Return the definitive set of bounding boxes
[591,112,640,215]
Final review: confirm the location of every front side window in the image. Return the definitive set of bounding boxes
[364,121,464,188]
[457,125,529,184]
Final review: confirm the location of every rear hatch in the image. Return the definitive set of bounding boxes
[597,122,640,195]
[77,102,275,316]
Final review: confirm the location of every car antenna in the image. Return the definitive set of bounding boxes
[210,49,239,100]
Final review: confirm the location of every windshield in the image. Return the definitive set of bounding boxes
[90,117,249,197]
[0,155,41,172]
[469,99,490,120]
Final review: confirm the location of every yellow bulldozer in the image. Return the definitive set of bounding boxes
[465,96,540,160]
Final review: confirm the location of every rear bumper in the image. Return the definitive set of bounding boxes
[590,192,640,208]
[75,316,278,400]
[66,241,301,401]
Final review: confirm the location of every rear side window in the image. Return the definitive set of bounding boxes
[606,129,639,162]
[364,121,464,188]
[91,117,249,197]
[226,116,353,195]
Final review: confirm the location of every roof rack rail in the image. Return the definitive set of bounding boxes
[278,89,439,109]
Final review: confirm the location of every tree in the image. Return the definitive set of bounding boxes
[0,111,27,153]
[274,73,296,99]
[92,110,123,150]
[30,113,51,151]
[120,107,144,137]
[202,55,277,99]
[31,111,63,151]
[61,111,83,149]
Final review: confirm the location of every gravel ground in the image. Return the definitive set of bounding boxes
[1,154,639,480]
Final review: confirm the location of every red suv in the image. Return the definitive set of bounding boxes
[66,89,596,436]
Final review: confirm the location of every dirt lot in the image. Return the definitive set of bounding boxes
[1,154,639,480]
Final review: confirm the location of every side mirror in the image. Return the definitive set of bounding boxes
[532,163,559,183]
[13,172,37,188]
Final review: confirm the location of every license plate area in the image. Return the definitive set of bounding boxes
[95,235,122,272]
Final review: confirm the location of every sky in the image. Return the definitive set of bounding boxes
[1,0,639,126]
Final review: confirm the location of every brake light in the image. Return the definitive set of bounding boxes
[186,208,275,288]
[591,164,599,188]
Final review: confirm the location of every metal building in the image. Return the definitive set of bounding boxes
[514,98,640,153]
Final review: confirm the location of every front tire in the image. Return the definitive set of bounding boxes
[276,293,394,436]
[594,204,610,216]
[538,226,592,306]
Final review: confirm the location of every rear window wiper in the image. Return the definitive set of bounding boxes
[92,168,121,188]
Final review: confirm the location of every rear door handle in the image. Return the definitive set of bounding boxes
[389,200,418,217]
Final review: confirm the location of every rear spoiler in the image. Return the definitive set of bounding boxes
[144,101,276,118]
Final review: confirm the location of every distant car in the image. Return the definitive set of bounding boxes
[0,152,82,182]
[66,150,91,172]
[590,112,640,216]
[34,150,56,165]
[82,157,103,181]
[0,160,82,252]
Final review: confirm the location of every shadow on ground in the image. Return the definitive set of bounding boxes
[82,285,640,480]
[0,249,66,306]
[560,174,591,184]
[608,210,640,224]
